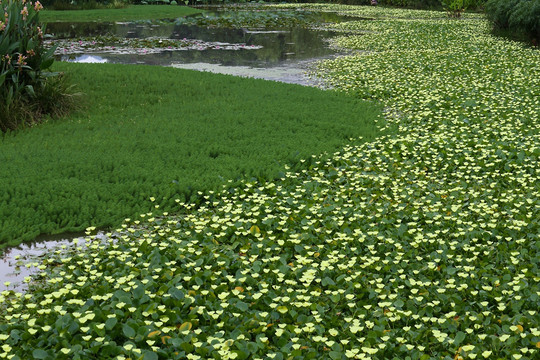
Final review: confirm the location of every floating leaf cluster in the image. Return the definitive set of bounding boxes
[48,36,261,56]
[174,10,321,30]
[1,4,539,360]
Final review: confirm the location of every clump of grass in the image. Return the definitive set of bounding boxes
[0,73,80,132]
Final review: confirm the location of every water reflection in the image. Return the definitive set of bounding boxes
[49,23,340,68]
[70,54,109,63]
[0,233,110,293]
[45,10,345,83]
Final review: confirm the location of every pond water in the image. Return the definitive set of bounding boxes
[1,9,354,292]
[45,10,348,85]
[0,233,110,293]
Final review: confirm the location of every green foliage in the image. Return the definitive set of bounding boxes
[0,62,383,249]
[440,0,468,17]
[175,10,321,28]
[0,5,538,360]
[0,0,70,131]
[39,5,203,22]
[485,0,540,42]
[41,0,129,10]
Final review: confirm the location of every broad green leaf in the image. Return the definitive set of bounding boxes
[32,349,48,359]
[123,324,136,338]
[454,331,466,346]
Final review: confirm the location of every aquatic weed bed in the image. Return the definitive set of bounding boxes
[1,4,539,360]
[0,62,382,250]
[50,36,262,56]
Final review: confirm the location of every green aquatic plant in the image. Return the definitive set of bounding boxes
[175,10,321,29]
[0,4,538,360]
[0,63,383,249]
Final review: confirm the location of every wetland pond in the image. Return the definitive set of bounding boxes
[1,9,357,292]
[46,9,350,85]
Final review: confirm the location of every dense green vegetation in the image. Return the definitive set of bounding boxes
[0,3,538,360]
[174,10,322,29]
[485,0,540,43]
[39,5,202,22]
[0,0,74,132]
[0,62,383,249]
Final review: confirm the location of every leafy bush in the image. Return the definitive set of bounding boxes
[485,0,540,43]
[0,0,74,132]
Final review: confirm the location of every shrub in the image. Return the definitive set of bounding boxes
[0,0,75,132]
[485,0,540,44]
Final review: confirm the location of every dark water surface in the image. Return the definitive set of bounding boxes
[45,11,348,85]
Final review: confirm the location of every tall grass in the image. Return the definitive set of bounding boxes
[0,62,384,249]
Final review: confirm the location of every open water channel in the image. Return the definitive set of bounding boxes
[1,8,356,292]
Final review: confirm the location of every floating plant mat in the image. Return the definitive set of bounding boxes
[49,37,262,56]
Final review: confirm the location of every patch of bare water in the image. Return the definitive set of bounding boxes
[0,232,109,293]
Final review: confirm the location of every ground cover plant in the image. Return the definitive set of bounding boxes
[39,5,202,22]
[0,3,539,360]
[0,62,383,249]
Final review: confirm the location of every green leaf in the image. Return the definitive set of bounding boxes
[142,351,159,360]
[236,301,249,312]
[322,277,335,286]
[169,287,185,300]
[454,331,466,346]
[123,324,136,338]
[105,317,117,330]
[178,322,192,332]
[394,299,405,308]
[329,351,342,360]
[133,285,144,299]
[32,349,49,359]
